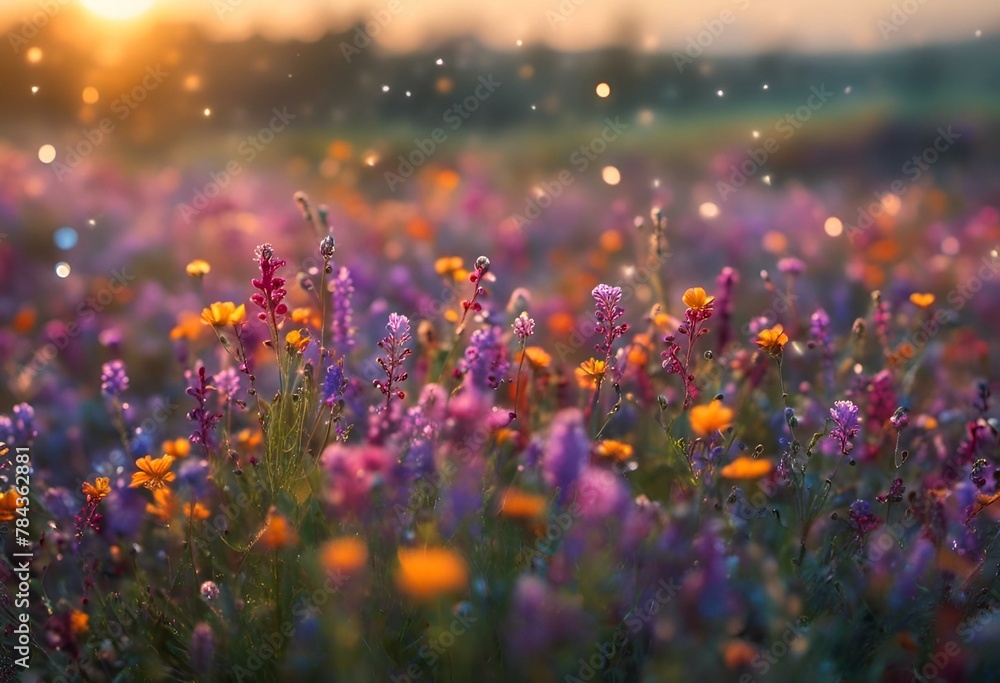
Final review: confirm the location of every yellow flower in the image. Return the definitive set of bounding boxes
[201,301,246,327]
[320,537,369,576]
[170,311,204,341]
[596,440,634,462]
[69,610,90,635]
[291,307,320,327]
[129,455,176,490]
[498,488,548,520]
[237,428,263,448]
[682,287,715,311]
[162,438,191,459]
[719,456,773,479]
[82,477,111,503]
[520,346,552,370]
[909,292,935,308]
[755,324,789,356]
[259,509,298,550]
[285,329,311,353]
[575,358,607,388]
[689,399,734,436]
[0,488,25,522]
[396,547,468,601]
[185,259,211,277]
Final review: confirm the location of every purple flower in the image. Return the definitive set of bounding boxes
[100,360,129,398]
[512,311,535,343]
[330,266,355,352]
[320,444,398,516]
[715,266,739,351]
[212,368,241,405]
[542,409,590,504]
[322,360,347,406]
[829,400,860,455]
[459,326,510,390]
[186,366,222,453]
[0,403,37,445]
[777,257,806,275]
[250,243,288,326]
[573,467,630,521]
[848,499,880,538]
[809,308,835,385]
[868,370,896,427]
[876,478,905,504]
[373,313,412,409]
[592,284,628,361]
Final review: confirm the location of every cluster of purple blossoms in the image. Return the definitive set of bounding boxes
[212,368,241,406]
[848,499,881,538]
[100,360,130,398]
[829,400,861,455]
[460,326,510,390]
[373,313,412,408]
[513,311,535,343]
[186,366,222,452]
[876,478,906,504]
[592,284,628,361]
[330,266,355,352]
[0,403,38,446]
[322,360,347,406]
[541,409,589,504]
[250,243,288,326]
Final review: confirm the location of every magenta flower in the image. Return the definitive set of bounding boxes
[513,311,535,343]
[100,360,129,398]
[592,284,628,362]
[250,243,288,327]
[330,266,355,353]
[459,326,510,390]
[829,400,860,455]
[186,366,222,453]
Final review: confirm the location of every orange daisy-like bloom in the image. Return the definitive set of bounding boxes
[689,399,735,436]
[575,358,607,388]
[755,324,789,356]
[320,537,369,575]
[0,488,25,522]
[259,510,298,550]
[909,292,935,308]
[596,439,634,462]
[520,346,552,370]
[129,455,176,490]
[162,438,191,459]
[81,477,111,503]
[499,488,548,520]
[396,547,469,601]
[285,329,311,353]
[170,311,204,341]
[682,287,715,311]
[185,259,211,277]
[719,456,773,479]
[201,301,246,327]
[69,610,90,636]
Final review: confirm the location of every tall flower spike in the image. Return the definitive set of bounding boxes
[513,311,535,343]
[100,360,129,398]
[186,366,222,452]
[459,326,510,390]
[828,400,860,455]
[592,284,628,362]
[459,256,491,329]
[250,243,288,326]
[373,313,413,408]
[330,266,355,352]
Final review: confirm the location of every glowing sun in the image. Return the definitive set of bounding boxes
[81,0,155,20]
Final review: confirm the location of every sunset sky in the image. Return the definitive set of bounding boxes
[2,0,997,53]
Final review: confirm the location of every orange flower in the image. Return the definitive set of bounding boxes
[69,610,90,636]
[259,509,298,550]
[722,639,757,669]
[909,292,935,308]
[162,438,191,459]
[145,488,208,523]
[575,358,607,388]
[237,428,263,448]
[689,400,734,436]
[285,329,311,353]
[682,287,715,311]
[596,440,634,462]
[755,324,788,356]
[81,477,111,503]
[396,547,468,601]
[719,456,773,479]
[499,488,548,520]
[434,256,464,277]
[320,537,369,575]
[129,455,176,490]
[185,259,211,277]
[201,301,246,327]
[0,488,24,522]
[170,311,204,341]
[520,346,552,370]
[291,307,320,327]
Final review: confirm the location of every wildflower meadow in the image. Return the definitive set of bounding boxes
[2,2,1000,682]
